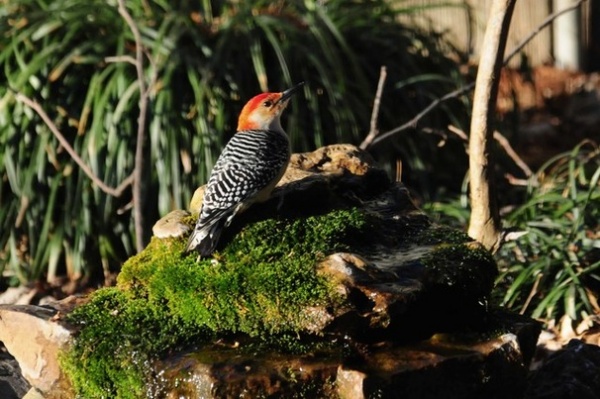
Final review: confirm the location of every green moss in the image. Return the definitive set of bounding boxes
[415,225,471,246]
[62,208,366,398]
[61,203,497,398]
[60,288,199,399]
[421,243,498,299]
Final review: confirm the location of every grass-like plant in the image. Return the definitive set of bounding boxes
[426,140,600,325]
[0,0,466,284]
[497,141,600,325]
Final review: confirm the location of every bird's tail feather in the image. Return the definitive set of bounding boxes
[185,218,226,257]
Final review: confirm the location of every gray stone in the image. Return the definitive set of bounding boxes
[152,209,192,238]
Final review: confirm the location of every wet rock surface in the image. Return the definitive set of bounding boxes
[159,312,539,399]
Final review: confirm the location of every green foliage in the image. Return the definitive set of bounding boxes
[62,208,365,398]
[0,0,466,283]
[1,0,144,282]
[422,194,471,230]
[497,141,600,324]
[425,141,600,326]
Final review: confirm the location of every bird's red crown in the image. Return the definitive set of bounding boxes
[236,92,283,131]
[236,83,303,132]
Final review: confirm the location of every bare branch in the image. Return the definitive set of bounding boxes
[448,125,533,185]
[493,130,533,177]
[15,195,29,228]
[520,273,542,315]
[370,83,474,146]
[447,125,533,180]
[367,0,586,149]
[143,47,160,98]
[117,0,150,252]
[420,127,448,147]
[360,66,387,150]
[505,174,533,186]
[15,93,134,197]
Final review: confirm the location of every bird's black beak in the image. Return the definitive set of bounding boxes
[277,81,304,104]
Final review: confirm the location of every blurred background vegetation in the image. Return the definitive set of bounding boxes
[0,0,469,283]
[0,0,598,329]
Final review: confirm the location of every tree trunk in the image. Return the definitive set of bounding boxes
[468,0,517,252]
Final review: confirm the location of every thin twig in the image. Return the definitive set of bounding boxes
[370,83,474,146]
[493,130,533,177]
[14,92,134,197]
[520,273,542,315]
[117,0,149,252]
[105,55,137,65]
[15,195,29,228]
[367,0,586,148]
[447,124,532,178]
[447,124,469,142]
[143,47,160,98]
[420,127,448,147]
[504,174,532,186]
[360,66,387,149]
[395,159,402,182]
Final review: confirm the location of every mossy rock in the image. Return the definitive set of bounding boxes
[60,145,499,398]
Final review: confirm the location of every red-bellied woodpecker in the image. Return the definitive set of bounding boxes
[185,82,304,256]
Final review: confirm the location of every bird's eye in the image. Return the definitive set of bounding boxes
[263,100,273,107]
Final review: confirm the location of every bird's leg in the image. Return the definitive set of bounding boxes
[276,192,286,212]
[269,185,288,213]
